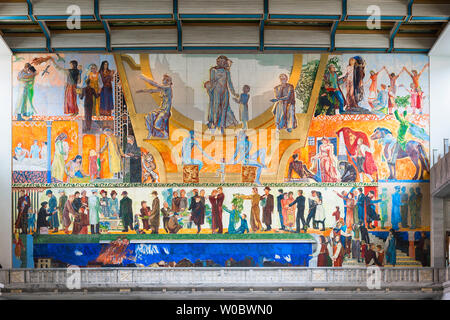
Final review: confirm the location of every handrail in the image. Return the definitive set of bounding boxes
[0,267,447,288]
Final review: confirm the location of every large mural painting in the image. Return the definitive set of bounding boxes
[11,53,430,269]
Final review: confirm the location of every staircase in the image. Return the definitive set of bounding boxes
[342,233,423,268]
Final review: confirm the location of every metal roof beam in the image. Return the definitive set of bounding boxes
[94,0,111,51]
[26,0,52,52]
[174,0,182,51]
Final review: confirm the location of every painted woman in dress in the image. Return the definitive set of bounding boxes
[339,57,365,110]
[385,229,397,266]
[51,58,81,115]
[137,74,173,139]
[317,235,331,267]
[51,133,69,182]
[205,55,238,133]
[285,191,296,231]
[99,128,123,178]
[311,137,339,182]
[16,63,38,120]
[99,61,115,116]
[314,191,326,231]
[85,64,100,116]
[345,192,356,229]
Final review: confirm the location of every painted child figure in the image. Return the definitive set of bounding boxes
[233,85,250,130]
[134,214,144,234]
[360,240,367,261]
[236,213,250,234]
[27,211,36,234]
[223,204,239,234]
[88,149,101,180]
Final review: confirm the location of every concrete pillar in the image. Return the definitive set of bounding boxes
[431,196,446,268]
[0,38,12,268]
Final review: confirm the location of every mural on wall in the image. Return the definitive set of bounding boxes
[11,52,431,268]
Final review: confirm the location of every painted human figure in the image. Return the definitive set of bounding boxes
[99,190,110,218]
[400,186,409,228]
[209,189,223,234]
[142,152,158,183]
[65,155,87,181]
[84,63,100,115]
[14,143,29,162]
[271,73,297,132]
[15,190,30,234]
[339,161,357,182]
[235,214,250,234]
[188,193,204,234]
[317,235,331,267]
[352,138,377,182]
[331,235,344,267]
[310,137,339,183]
[289,189,306,233]
[383,66,404,95]
[108,190,119,219]
[323,64,345,114]
[339,57,359,109]
[391,186,402,230]
[88,190,101,234]
[233,84,250,130]
[365,191,382,229]
[205,55,239,133]
[415,187,422,228]
[46,190,59,233]
[99,60,115,116]
[260,187,274,231]
[50,58,82,115]
[119,191,133,232]
[306,190,318,229]
[16,63,38,120]
[408,187,418,229]
[79,79,99,131]
[99,128,123,178]
[287,153,317,181]
[51,133,69,182]
[62,194,75,234]
[30,140,40,159]
[137,74,173,139]
[314,191,326,231]
[57,190,68,231]
[239,187,262,232]
[371,84,389,117]
[366,68,383,106]
[223,204,239,234]
[402,63,429,90]
[385,229,397,266]
[356,188,366,225]
[379,188,389,229]
[149,191,160,234]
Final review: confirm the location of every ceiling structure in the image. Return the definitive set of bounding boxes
[0,0,449,53]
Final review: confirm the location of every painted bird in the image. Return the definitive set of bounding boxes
[41,65,50,77]
[13,55,24,62]
[55,53,65,63]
